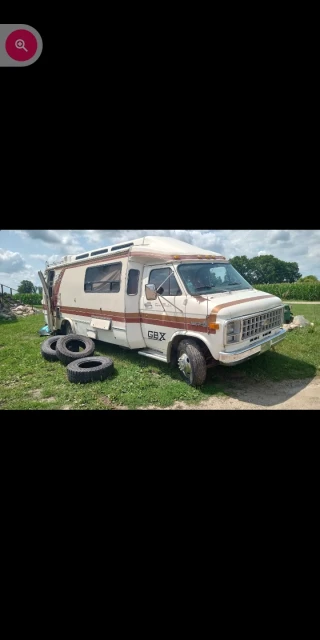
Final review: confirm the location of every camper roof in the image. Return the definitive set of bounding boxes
[46,236,226,269]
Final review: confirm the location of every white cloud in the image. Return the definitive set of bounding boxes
[2,230,320,281]
[25,230,70,244]
[30,254,48,261]
[19,230,84,255]
[268,230,291,243]
[48,254,64,264]
[308,246,320,259]
[0,248,26,274]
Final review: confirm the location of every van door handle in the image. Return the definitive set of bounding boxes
[144,302,152,308]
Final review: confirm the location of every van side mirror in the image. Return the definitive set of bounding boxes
[145,284,158,300]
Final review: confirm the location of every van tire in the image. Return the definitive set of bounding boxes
[41,336,61,362]
[56,334,95,366]
[177,339,207,386]
[67,357,114,384]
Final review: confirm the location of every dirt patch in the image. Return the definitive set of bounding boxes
[40,396,56,403]
[30,389,42,399]
[62,405,71,410]
[101,396,128,409]
[101,396,113,407]
[140,378,320,410]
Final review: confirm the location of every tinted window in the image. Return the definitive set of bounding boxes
[178,262,251,294]
[84,262,122,293]
[127,269,140,295]
[91,248,108,257]
[111,243,134,251]
[149,268,181,296]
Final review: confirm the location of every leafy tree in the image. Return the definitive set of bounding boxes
[230,255,301,284]
[228,256,252,281]
[18,280,36,294]
[299,275,318,282]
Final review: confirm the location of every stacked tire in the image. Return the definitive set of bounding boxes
[40,334,114,383]
[55,335,95,365]
[41,336,62,362]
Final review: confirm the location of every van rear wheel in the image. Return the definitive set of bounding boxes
[62,321,73,335]
[177,339,207,387]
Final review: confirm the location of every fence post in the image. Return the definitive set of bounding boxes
[10,288,12,296]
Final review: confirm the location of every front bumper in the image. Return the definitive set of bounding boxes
[219,328,286,365]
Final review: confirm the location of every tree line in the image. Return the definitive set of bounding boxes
[18,280,42,295]
[229,255,317,285]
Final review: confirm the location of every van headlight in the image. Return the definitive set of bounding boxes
[226,320,241,344]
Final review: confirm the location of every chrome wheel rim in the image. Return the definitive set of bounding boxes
[178,352,191,380]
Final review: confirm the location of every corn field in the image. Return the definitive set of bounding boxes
[255,283,320,300]
[13,293,43,305]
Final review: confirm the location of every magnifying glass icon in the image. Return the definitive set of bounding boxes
[15,39,28,52]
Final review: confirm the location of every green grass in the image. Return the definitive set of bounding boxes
[0,304,319,410]
[0,314,225,410]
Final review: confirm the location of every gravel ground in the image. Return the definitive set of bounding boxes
[141,378,320,410]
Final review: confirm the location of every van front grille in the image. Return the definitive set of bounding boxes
[242,308,283,340]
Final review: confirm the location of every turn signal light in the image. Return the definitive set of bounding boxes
[208,322,220,330]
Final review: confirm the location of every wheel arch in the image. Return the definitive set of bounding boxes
[167,331,214,364]
[60,317,76,334]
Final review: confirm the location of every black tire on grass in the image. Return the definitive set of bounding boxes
[67,357,114,384]
[41,336,61,362]
[177,338,207,386]
[56,334,95,366]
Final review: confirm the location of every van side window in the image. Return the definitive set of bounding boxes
[127,269,140,295]
[84,262,122,293]
[149,268,182,296]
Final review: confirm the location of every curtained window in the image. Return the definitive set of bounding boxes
[84,262,122,293]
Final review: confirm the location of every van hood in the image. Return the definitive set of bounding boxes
[191,289,283,320]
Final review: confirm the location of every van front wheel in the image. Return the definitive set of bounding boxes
[177,339,207,387]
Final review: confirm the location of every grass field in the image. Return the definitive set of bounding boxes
[0,304,319,410]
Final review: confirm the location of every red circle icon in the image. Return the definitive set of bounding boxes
[5,29,38,62]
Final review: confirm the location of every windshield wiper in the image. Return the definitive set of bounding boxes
[195,286,212,291]
[228,282,242,286]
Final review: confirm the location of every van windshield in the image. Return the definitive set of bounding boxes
[178,262,252,295]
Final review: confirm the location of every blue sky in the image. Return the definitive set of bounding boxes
[0,229,319,290]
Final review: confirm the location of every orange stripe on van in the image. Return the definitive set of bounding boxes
[46,295,275,334]
[207,294,275,324]
[57,306,216,334]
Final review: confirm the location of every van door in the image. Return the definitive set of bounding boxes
[139,265,185,353]
[38,270,54,332]
[125,263,145,349]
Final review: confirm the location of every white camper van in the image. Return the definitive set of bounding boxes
[39,236,286,386]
